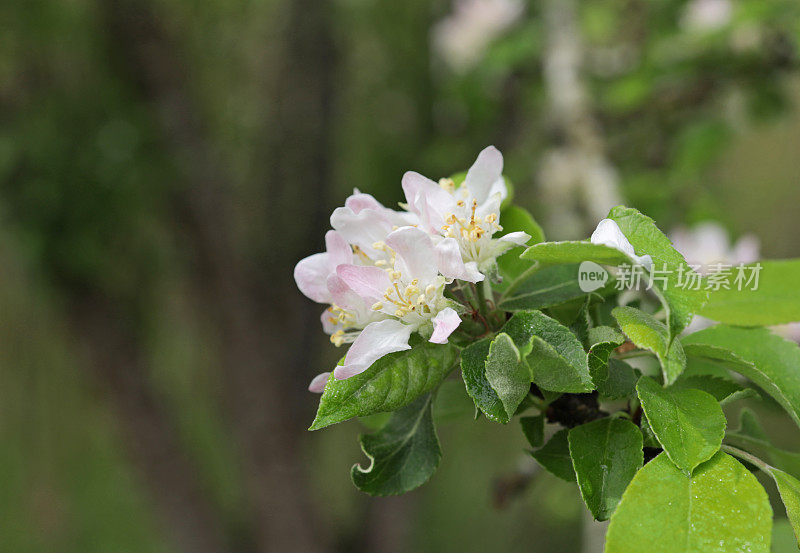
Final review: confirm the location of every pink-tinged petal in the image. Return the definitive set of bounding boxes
[385,226,438,284]
[321,308,340,334]
[294,252,332,303]
[334,320,413,379]
[498,231,531,246]
[465,146,504,204]
[325,230,352,268]
[336,264,391,304]
[429,307,461,344]
[435,237,484,282]
[401,171,452,232]
[326,274,365,313]
[345,191,384,214]
[330,206,393,255]
[308,372,330,393]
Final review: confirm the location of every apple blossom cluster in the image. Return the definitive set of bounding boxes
[294,146,530,392]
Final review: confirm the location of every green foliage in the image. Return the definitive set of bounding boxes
[352,394,441,496]
[636,376,725,474]
[484,333,530,419]
[568,418,643,521]
[605,452,773,553]
[310,340,460,430]
[461,337,509,423]
[699,260,800,326]
[520,241,630,266]
[495,206,545,289]
[607,206,709,338]
[498,264,600,311]
[519,414,545,448]
[683,326,800,428]
[530,429,575,482]
[612,306,686,385]
[587,327,637,398]
[502,310,594,393]
[724,446,800,548]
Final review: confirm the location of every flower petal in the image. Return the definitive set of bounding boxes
[294,252,332,303]
[435,237,485,282]
[465,146,505,204]
[336,264,391,305]
[591,219,653,270]
[308,372,330,393]
[401,171,453,232]
[344,191,384,214]
[326,273,367,313]
[325,230,352,268]
[330,206,393,257]
[320,308,339,334]
[429,307,461,344]
[590,218,635,257]
[385,226,438,284]
[334,320,413,379]
[498,231,531,246]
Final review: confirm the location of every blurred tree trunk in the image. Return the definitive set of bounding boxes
[97,0,335,551]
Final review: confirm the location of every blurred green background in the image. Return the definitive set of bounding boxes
[2,0,800,551]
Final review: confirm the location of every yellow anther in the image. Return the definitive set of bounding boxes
[372,302,384,311]
[439,177,455,192]
[395,309,406,317]
[372,241,385,250]
[456,200,466,208]
[391,271,402,280]
[485,213,497,223]
[410,278,419,286]
[375,259,387,266]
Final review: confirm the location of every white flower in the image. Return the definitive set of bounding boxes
[330,189,418,261]
[331,226,480,380]
[402,146,530,274]
[670,222,759,274]
[293,230,354,304]
[590,218,653,270]
[433,0,524,72]
[681,0,732,32]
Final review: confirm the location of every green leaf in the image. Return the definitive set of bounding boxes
[568,418,643,521]
[520,414,545,448]
[607,206,709,338]
[724,446,800,548]
[605,452,772,553]
[600,359,639,400]
[636,376,726,474]
[587,326,635,398]
[485,333,531,419]
[498,264,600,311]
[502,310,594,393]
[683,326,800,429]
[673,375,756,406]
[725,409,800,479]
[699,260,800,326]
[612,306,687,385]
[351,394,441,496]
[461,338,508,423]
[433,380,475,423]
[520,240,630,266]
[496,206,545,290]
[639,412,660,449]
[530,429,575,482]
[310,340,460,430]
